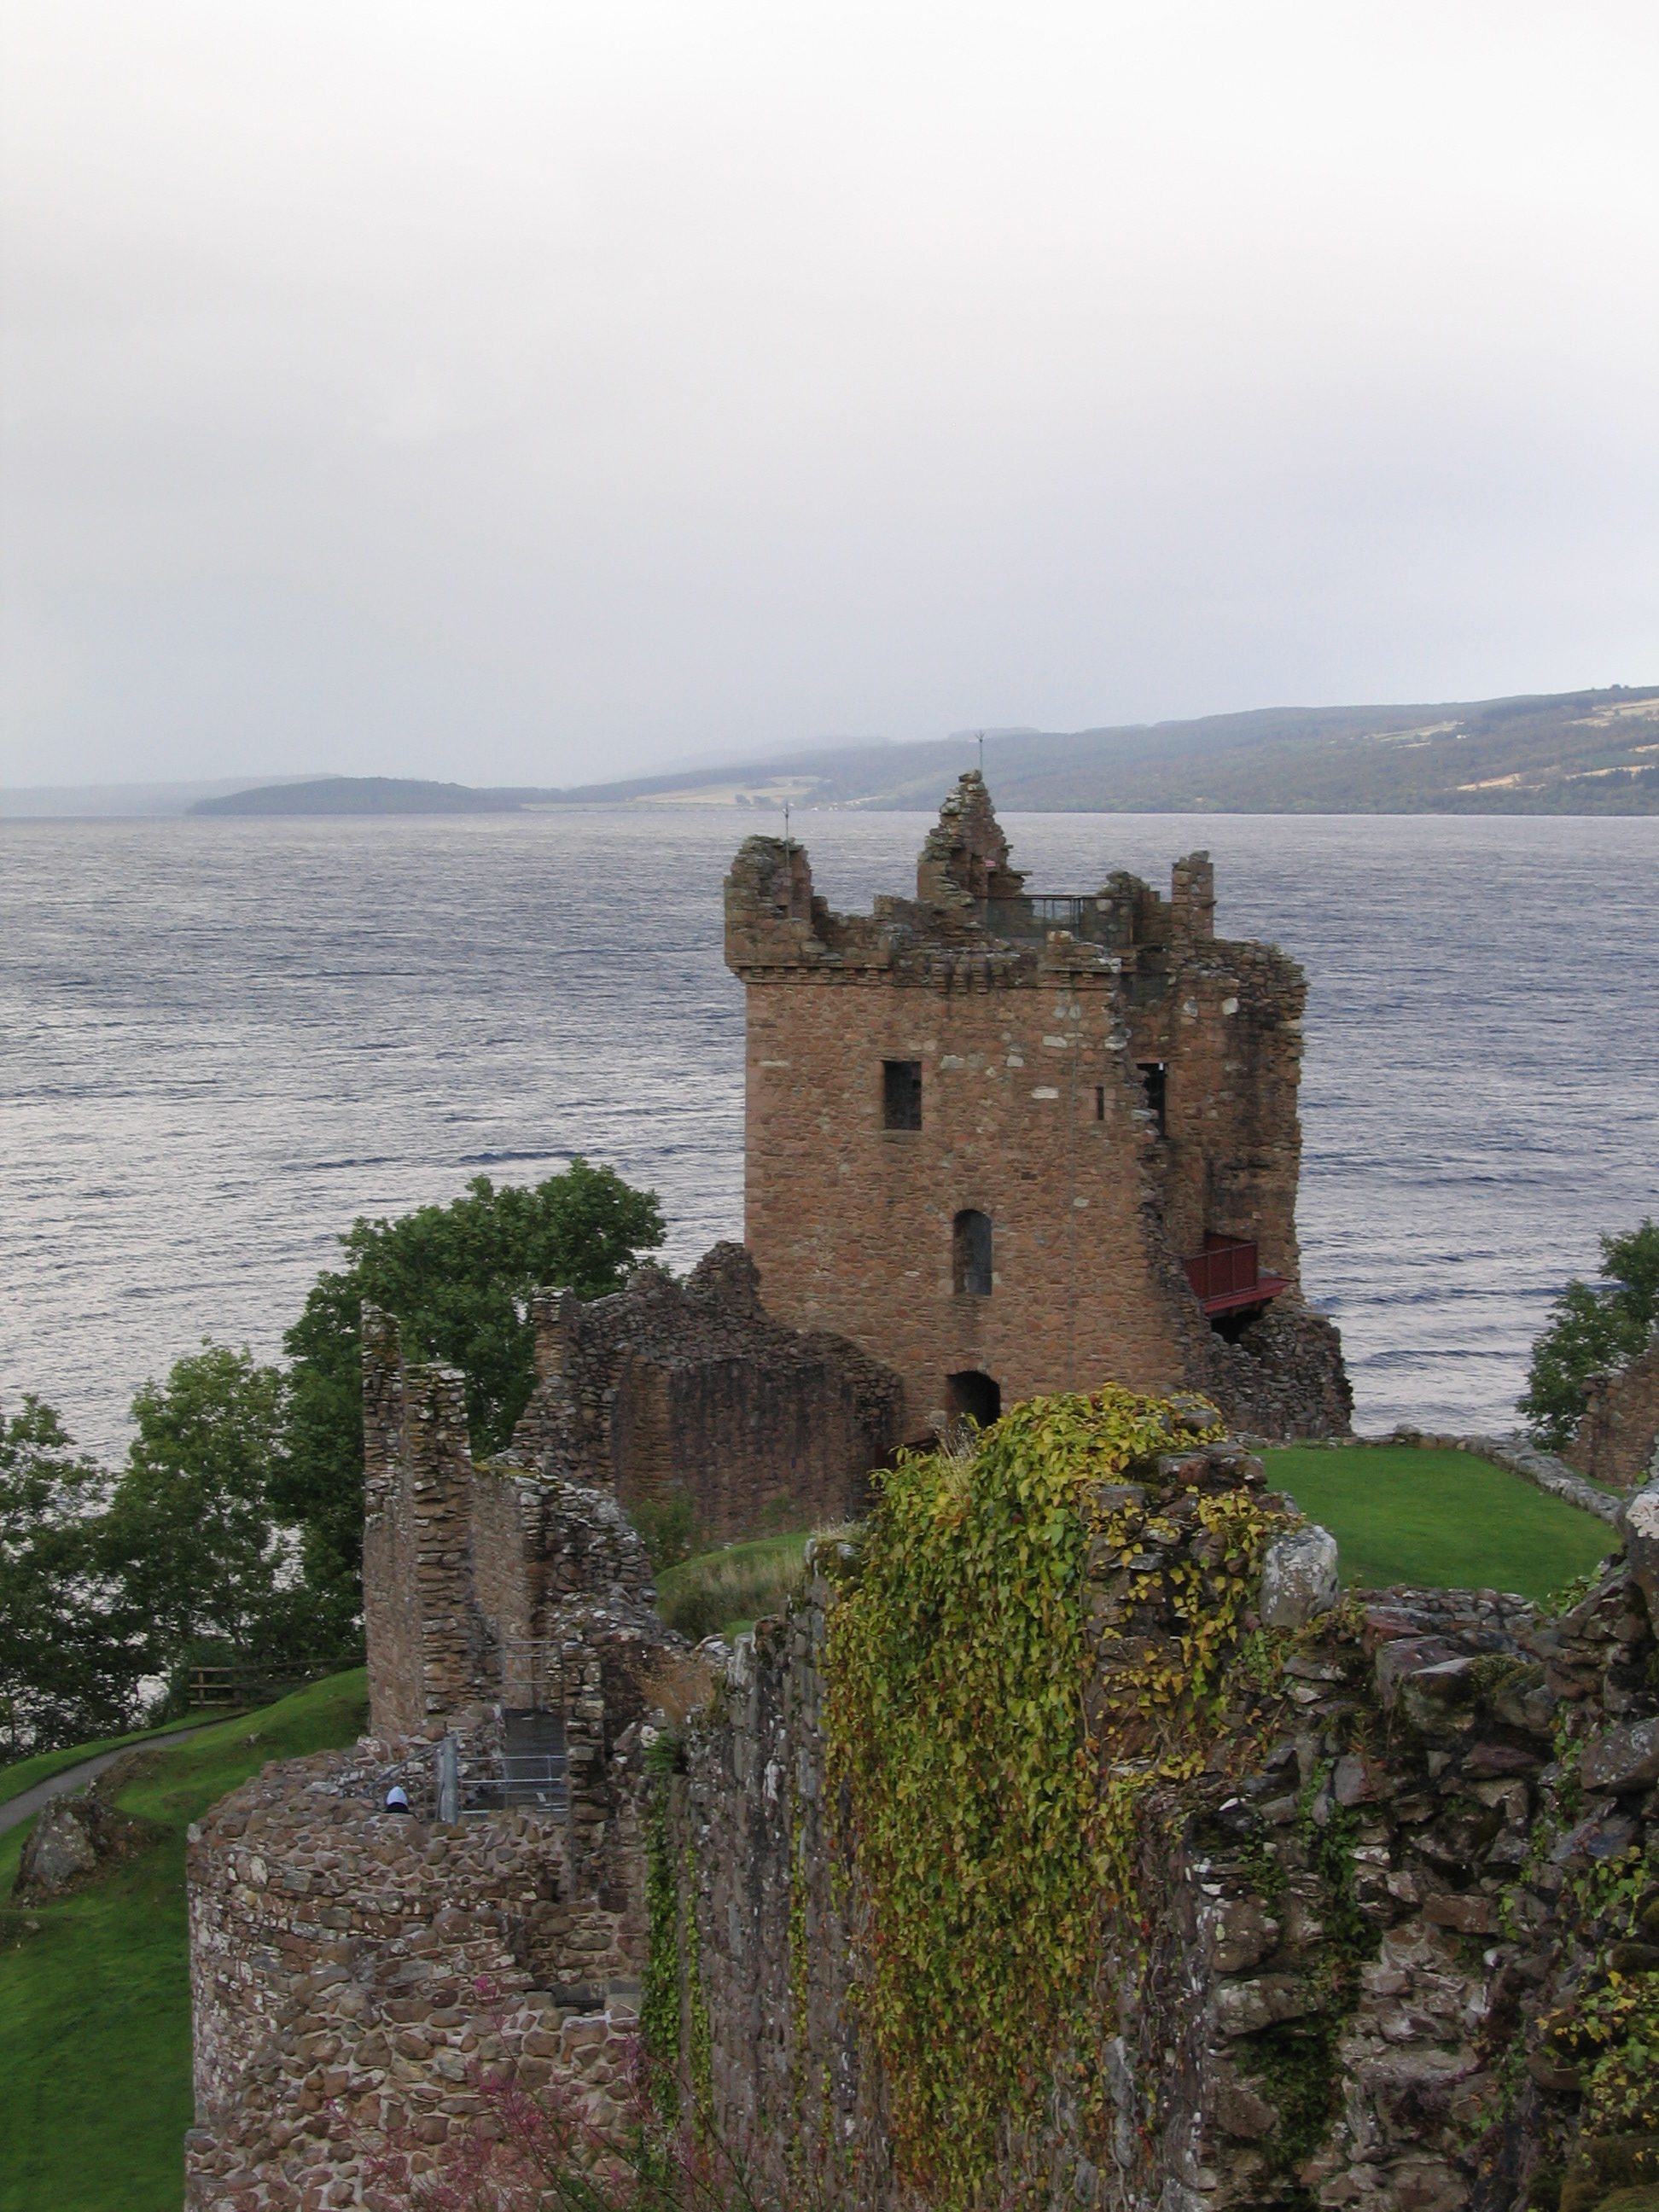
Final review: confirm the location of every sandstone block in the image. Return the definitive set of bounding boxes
[1423,1895,1492,1934]
[1619,1481,1659,1611]
[1211,1897,1281,1974]
[1260,1526,1340,1629]
[1212,1974,1316,2037]
[1579,1716,1659,1796]
[1216,2080,1278,2139]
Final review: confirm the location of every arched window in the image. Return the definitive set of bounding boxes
[952,1208,992,1296]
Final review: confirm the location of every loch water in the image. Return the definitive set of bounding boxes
[2,806,1655,1462]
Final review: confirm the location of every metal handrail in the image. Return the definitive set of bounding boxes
[454,1746,568,1820]
[498,1637,568,1713]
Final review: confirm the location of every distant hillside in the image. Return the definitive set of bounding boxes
[189,775,544,817]
[189,686,1659,818]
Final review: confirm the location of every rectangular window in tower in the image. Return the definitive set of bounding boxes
[1094,1086,1105,1121]
[953,1209,993,1296]
[882,1059,923,1131]
[1138,1062,1167,1137]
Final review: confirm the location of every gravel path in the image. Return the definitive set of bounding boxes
[0,1721,222,1839]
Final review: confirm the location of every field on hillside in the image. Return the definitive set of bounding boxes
[1261,1443,1615,1599]
[0,1670,368,2212]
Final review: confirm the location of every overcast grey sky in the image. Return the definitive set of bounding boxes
[3,4,1656,790]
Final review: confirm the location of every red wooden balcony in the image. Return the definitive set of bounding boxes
[1182,1235,1290,1318]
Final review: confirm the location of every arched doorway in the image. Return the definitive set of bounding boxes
[946,1370,1001,1429]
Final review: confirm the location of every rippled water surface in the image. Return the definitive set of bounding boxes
[2,809,1654,1458]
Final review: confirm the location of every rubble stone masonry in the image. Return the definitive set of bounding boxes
[1568,1329,1659,1492]
[508,1243,902,1543]
[671,1455,1652,2212]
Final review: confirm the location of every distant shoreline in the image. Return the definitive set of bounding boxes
[6,683,1657,819]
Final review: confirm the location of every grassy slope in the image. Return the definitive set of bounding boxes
[655,1531,811,1641]
[0,1668,368,2212]
[1262,1444,1615,1600]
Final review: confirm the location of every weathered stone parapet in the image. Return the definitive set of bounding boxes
[184,1732,655,2212]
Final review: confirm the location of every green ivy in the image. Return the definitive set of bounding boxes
[641,1774,680,2121]
[823,1385,1266,2205]
[684,1840,713,2122]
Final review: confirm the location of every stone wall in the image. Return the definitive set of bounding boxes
[1568,1330,1659,1492]
[508,1243,903,1544]
[191,1404,1659,2212]
[188,1310,691,2209]
[667,1448,1656,2212]
[184,1728,655,2211]
[725,773,1347,1445]
[361,1307,670,1745]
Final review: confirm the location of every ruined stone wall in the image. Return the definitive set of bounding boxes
[672,1451,1659,2212]
[1212,1295,1354,1442]
[1569,1330,1659,1492]
[1124,933,1307,1278]
[361,1307,676,1743]
[188,1316,688,2211]
[184,1726,656,2212]
[506,1244,903,1543]
[362,1313,476,1739]
[726,782,1335,1441]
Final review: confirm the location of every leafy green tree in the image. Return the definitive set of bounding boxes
[1522,1219,1659,1451]
[101,1343,291,1686]
[0,1399,135,1754]
[274,1161,665,1633]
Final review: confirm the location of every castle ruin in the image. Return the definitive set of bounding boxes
[726,772,1350,1441]
[183,1308,1656,2212]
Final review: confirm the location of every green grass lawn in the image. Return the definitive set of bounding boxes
[0,1668,368,2212]
[1261,1443,1616,1601]
[655,1531,811,1641]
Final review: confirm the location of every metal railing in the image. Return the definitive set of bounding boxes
[976,894,1125,944]
[1183,1237,1289,1318]
[498,1638,569,1712]
[445,1738,569,1821]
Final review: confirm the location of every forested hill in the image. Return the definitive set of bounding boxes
[193,684,1659,817]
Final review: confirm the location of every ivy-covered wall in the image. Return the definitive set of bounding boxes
[666,1400,1659,2212]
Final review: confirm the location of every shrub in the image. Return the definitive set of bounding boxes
[1522,1220,1659,1452]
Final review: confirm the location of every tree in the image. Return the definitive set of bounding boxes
[1522,1219,1659,1452]
[101,1342,291,1688]
[274,1161,665,1634]
[0,1398,135,1755]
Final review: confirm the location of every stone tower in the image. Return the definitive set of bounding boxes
[724,773,1349,1439]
